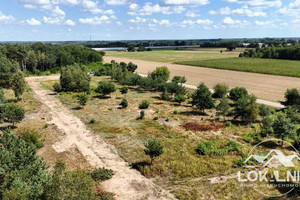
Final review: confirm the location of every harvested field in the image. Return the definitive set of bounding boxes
[104,56,300,101]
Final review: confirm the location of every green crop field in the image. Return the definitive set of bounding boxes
[176,57,300,77]
[106,49,300,77]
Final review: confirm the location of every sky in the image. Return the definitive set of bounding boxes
[0,0,300,41]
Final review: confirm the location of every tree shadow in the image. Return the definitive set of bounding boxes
[71,107,82,110]
[131,161,151,171]
[92,95,110,99]
[179,110,209,116]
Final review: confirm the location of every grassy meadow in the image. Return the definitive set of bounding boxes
[106,48,300,77]
[40,76,299,199]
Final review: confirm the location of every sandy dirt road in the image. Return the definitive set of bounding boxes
[26,75,175,200]
[104,56,300,102]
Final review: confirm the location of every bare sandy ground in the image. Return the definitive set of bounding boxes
[26,76,175,200]
[104,56,300,102]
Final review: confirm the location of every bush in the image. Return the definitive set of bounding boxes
[153,116,159,120]
[139,111,145,119]
[144,139,164,164]
[243,132,262,144]
[196,141,217,155]
[225,140,241,153]
[259,104,271,118]
[139,101,150,109]
[120,87,128,95]
[224,121,234,127]
[229,87,248,101]
[90,119,96,124]
[175,94,186,105]
[4,103,25,127]
[120,98,128,109]
[173,109,179,114]
[96,81,116,96]
[213,83,229,98]
[91,167,114,182]
[77,93,88,106]
[20,128,44,149]
[150,66,170,82]
[161,89,170,100]
[284,88,300,106]
[53,82,62,93]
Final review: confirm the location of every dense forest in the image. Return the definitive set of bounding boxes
[0,43,103,74]
[239,45,300,60]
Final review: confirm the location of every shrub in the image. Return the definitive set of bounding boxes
[225,140,241,153]
[150,66,170,82]
[191,83,214,113]
[259,104,271,118]
[20,128,44,149]
[161,89,170,100]
[120,87,128,95]
[165,118,169,122]
[196,141,216,155]
[173,109,179,114]
[144,139,164,164]
[224,121,234,127]
[10,70,26,100]
[213,83,229,98]
[243,132,262,144]
[4,103,25,127]
[175,94,186,105]
[53,82,62,93]
[120,98,128,109]
[139,101,150,109]
[77,93,88,107]
[284,88,300,106]
[91,167,114,182]
[90,119,96,124]
[229,87,248,101]
[139,111,145,119]
[233,158,245,168]
[153,116,159,120]
[96,81,116,97]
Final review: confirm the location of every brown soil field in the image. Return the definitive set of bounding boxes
[104,56,300,101]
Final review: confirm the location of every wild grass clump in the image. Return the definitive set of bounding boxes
[91,167,114,182]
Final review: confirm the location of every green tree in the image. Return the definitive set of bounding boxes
[10,70,26,100]
[150,67,170,82]
[259,104,272,118]
[229,87,248,101]
[96,81,116,97]
[260,116,273,137]
[213,83,229,98]
[77,93,88,107]
[175,94,186,105]
[120,87,128,95]
[272,112,297,146]
[234,95,259,123]
[0,56,18,88]
[217,98,230,121]
[139,101,150,109]
[191,83,215,113]
[144,139,164,164]
[4,103,25,127]
[127,45,135,52]
[284,88,300,106]
[60,64,91,92]
[227,42,237,51]
[0,130,50,199]
[0,87,7,103]
[120,98,128,109]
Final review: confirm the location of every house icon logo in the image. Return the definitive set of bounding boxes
[244,149,300,167]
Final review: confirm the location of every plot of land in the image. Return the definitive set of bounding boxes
[104,56,300,102]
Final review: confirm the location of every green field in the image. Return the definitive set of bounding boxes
[177,57,300,77]
[106,49,300,77]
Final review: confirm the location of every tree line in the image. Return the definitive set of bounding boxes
[239,45,300,60]
[0,43,103,74]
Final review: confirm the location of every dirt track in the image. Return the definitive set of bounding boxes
[104,56,300,102]
[26,76,175,200]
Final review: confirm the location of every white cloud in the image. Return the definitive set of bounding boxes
[209,6,266,17]
[277,0,300,17]
[23,4,38,9]
[130,2,185,16]
[81,0,103,14]
[79,15,110,25]
[161,0,209,6]
[116,21,122,25]
[129,3,139,10]
[223,16,239,24]
[224,0,282,8]
[181,18,213,26]
[104,0,133,6]
[185,11,199,18]
[18,0,50,5]
[0,11,15,24]
[52,0,80,6]
[52,6,66,17]
[152,19,171,26]
[42,16,61,24]
[65,19,76,26]
[25,18,42,25]
[254,20,274,26]
[129,17,147,23]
